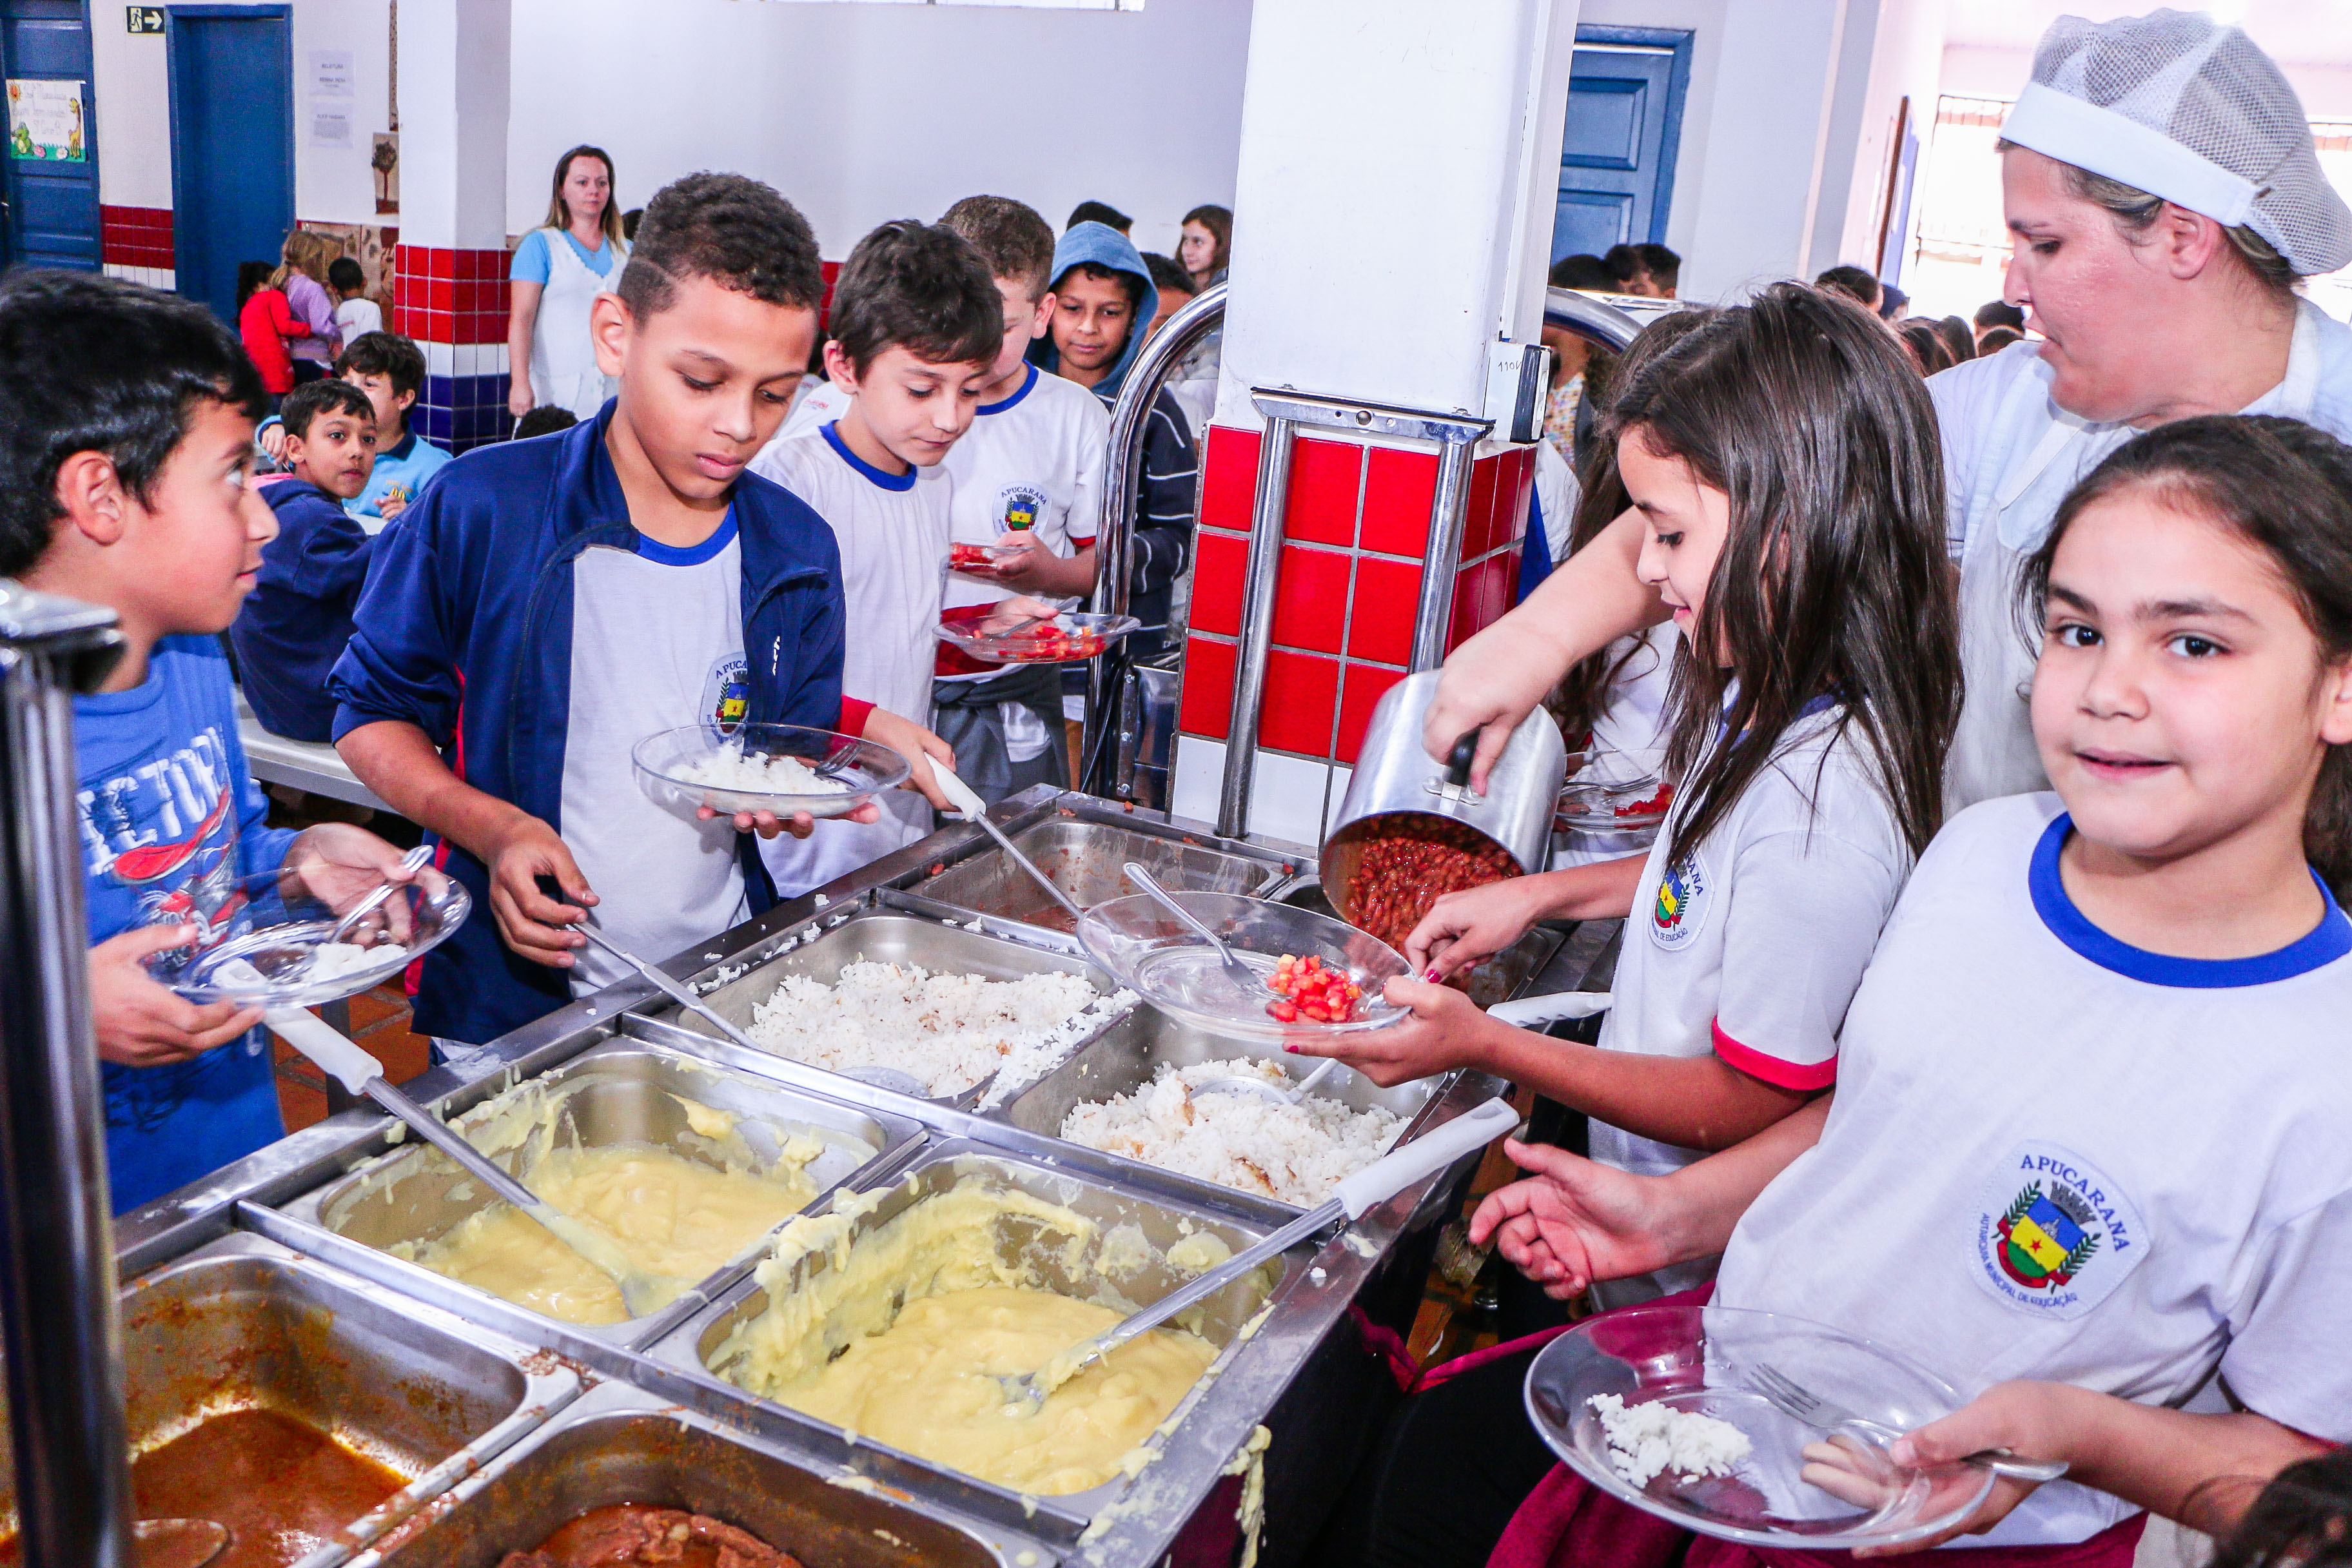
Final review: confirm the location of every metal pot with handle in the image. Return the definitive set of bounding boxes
[1320,670,1568,930]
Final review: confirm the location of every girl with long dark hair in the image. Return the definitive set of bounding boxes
[1302,285,1959,1275]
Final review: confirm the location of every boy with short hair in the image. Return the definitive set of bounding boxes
[1018,220,1200,662]
[752,218,1046,883]
[0,270,412,1211]
[329,255,382,342]
[337,331,449,524]
[232,378,378,741]
[923,195,1113,801]
[331,174,922,1046]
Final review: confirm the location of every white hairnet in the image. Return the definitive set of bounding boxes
[2001,9,2352,277]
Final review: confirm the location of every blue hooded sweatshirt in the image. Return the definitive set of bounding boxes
[1027,222,1200,653]
[328,402,849,1045]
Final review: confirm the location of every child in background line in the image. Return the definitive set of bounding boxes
[1300,287,1962,1305]
[1141,252,1195,333]
[1023,221,1200,661]
[512,406,578,440]
[231,379,378,742]
[1066,200,1131,235]
[329,255,382,344]
[1442,415,2352,1567]
[753,219,1052,887]
[332,174,916,1046]
[1178,204,1231,289]
[0,271,413,1212]
[276,230,342,382]
[237,259,304,405]
[337,332,448,525]
[926,195,1113,802]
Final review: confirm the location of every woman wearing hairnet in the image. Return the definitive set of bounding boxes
[1418,9,2352,811]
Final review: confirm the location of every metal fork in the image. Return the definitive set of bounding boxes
[1749,1362,2070,1483]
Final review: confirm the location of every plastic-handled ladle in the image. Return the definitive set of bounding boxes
[573,923,932,1099]
[928,763,1086,926]
[995,1096,1520,1413]
[265,1008,672,1316]
[1485,991,1614,1028]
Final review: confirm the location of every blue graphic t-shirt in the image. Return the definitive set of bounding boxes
[75,636,297,1213]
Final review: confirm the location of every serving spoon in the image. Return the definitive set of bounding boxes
[929,764,1088,926]
[266,1007,674,1316]
[994,1097,1520,1413]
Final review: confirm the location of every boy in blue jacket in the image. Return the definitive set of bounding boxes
[0,270,414,1211]
[331,173,932,1049]
[232,377,378,741]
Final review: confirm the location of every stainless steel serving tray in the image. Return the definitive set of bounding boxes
[981,1004,1441,1215]
[653,908,1135,1110]
[638,1141,1295,1545]
[908,810,1301,935]
[2,1232,578,1565]
[259,1040,924,1354]
[348,1381,1036,1568]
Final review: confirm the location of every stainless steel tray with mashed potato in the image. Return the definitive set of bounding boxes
[647,908,1138,1108]
[640,1141,1289,1542]
[981,1004,1440,1212]
[269,1040,923,1348]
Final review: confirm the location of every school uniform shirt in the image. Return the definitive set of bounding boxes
[1716,793,2352,1548]
[558,514,755,997]
[1935,301,2352,811]
[777,377,850,443]
[75,637,295,1214]
[335,295,384,343]
[353,428,454,530]
[231,478,377,743]
[751,422,952,894]
[1592,701,1911,1181]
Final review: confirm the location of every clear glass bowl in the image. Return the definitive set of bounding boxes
[1524,1304,1998,1549]
[1555,759,1674,832]
[632,723,910,819]
[1076,890,1410,1044]
[934,611,1142,665]
[142,862,470,1008]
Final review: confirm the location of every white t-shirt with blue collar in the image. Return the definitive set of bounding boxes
[1716,792,2352,1547]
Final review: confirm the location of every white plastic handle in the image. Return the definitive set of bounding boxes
[264,1006,386,1095]
[1332,1097,1519,1220]
[1488,991,1613,1028]
[932,763,988,823]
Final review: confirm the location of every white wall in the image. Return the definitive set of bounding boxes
[1941,40,2352,119]
[1819,0,1945,280]
[505,0,1249,260]
[90,0,393,222]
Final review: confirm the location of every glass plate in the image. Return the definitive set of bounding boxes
[1525,1305,1997,1549]
[632,723,910,819]
[934,611,1142,665]
[142,863,470,1008]
[1077,890,1409,1043]
[1555,769,1673,832]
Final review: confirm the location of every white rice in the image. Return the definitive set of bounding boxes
[1588,1394,1751,1487]
[1058,1059,1406,1206]
[677,742,848,796]
[743,960,1130,1099]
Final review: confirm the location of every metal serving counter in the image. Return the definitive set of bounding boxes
[103,787,1614,1568]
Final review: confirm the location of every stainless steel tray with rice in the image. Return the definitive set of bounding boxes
[346,1381,1032,1568]
[0,1231,577,1564]
[639,1141,1293,1544]
[982,1004,1442,1214]
[650,908,1138,1109]
[908,810,1300,935]
[264,1041,923,1351]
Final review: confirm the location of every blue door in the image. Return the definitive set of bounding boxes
[1552,25,1693,264]
[0,0,100,271]
[166,4,289,322]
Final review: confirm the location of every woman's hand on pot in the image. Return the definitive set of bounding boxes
[1406,877,1553,980]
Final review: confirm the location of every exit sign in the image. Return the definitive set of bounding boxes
[125,7,162,33]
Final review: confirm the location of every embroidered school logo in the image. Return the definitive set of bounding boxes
[1647,851,1710,952]
[1970,1142,2147,1321]
[701,654,750,740]
[997,483,1048,532]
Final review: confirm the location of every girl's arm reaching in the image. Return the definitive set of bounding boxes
[1840,1384,2333,1559]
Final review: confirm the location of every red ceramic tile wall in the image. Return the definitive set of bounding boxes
[100,205,174,268]
[1346,556,1421,667]
[1180,635,1237,741]
[1272,545,1353,654]
[1190,531,1247,638]
[392,245,511,345]
[1361,444,1440,556]
[1259,651,1341,755]
[1285,437,1363,547]
[1199,425,1262,535]
[1337,662,1407,765]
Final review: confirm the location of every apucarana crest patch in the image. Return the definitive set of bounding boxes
[1647,849,1711,952]
[1970,1141,2147,1321]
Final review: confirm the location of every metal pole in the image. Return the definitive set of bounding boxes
[1081,284,1227,798]
[1409,435,1482,672]
[1214,411,1297,839]
[0,582,132,1568]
